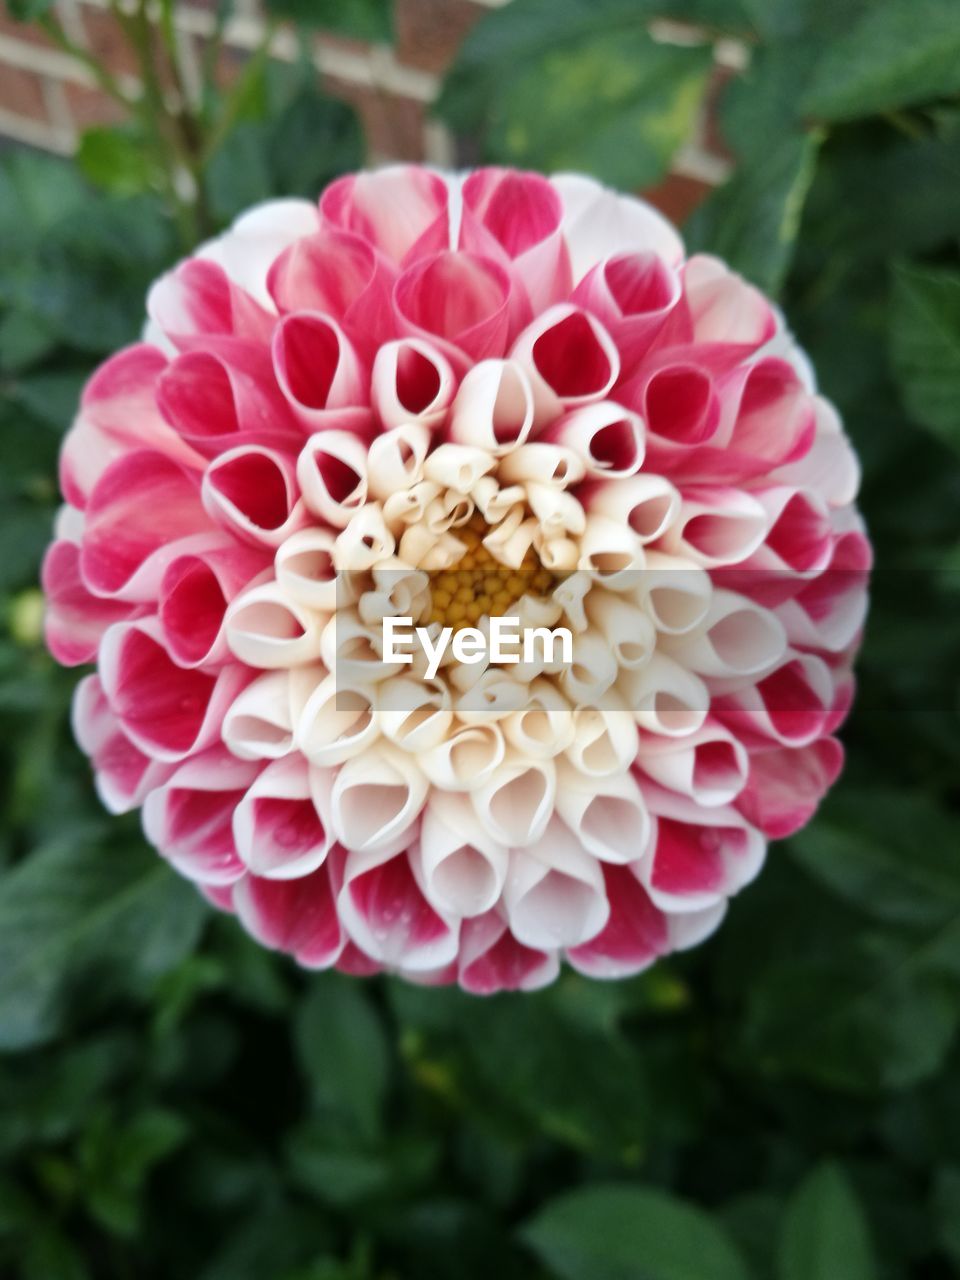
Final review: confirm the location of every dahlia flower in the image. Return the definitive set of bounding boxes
[42,166,870,993]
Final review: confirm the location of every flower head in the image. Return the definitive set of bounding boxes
[44,167,870,993]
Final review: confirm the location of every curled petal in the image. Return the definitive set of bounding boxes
[566,865,669,979]
[320,610,398,686]
[81,450,212,602]
[416,790,508,917]
[571,250,682,369]
[770,396,860,507]
[504,816,609,949]
[296,430,369,529]
[233,753,331,878]
[203,446,306,549]
[639,791,767,913]
[461,167,572,310]
[556,629,620,705]
[194,198,321,304]
[458,911,559,994]
[338,846,459,972]
[631,550,712,636]
[72,675,172,814]
[618,651,709,738]
[664,589,787,679]
[502,678,575,759]
[470,751,555,847]
[661,485,769,568]
[541,402,645,478]
[713,652,835,748]
[378,675,453,752]
[267,228,396,354]
[297,673,379,766]
[367,422,432,500]
[564,694,639,777]
[419,722,505,791]
[448,359,535,455]
[552,172,684,279]
[511,304,620,421]
[555,759,652,865]
[272,311,370,435]
[331,744,428,854]
[682,254,775,349]
[141,746,259,884]
[274,527,338,612]
[233,858,344,969]
[577,516,646,590]
[320,165,451,264]
[736,737,844,838]
[222,667,311,761]
[159,536,270,668]
[147,258,276,346]
[225,580,324,669]
[636,720,750,808]
[776,530,872,652]
[43,539,136,666]
[580,473,681,544]
[99,619,249,762]
[371,338,456,430]
[334,504,396,571]
[156,344,299,456]
[394,251,521,366]
[584,590,656,668]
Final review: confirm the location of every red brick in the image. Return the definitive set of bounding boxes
[0,10,58,48]
[324,78,426,162]
[0,62,49,122]
[393,0,483,74]
[63,81,129,130]
[702,62,738,163]
[641,172,713,225]
[77,5,141,80]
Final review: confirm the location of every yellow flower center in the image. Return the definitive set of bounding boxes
[427,512,557,631]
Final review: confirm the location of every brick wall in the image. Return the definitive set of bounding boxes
[0,0,738,223]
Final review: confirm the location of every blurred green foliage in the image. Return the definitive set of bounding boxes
[1,0,960,1276]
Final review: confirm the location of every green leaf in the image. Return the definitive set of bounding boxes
[0,833,207,1050]
[522,1184,751,1280]
[803,0,960,121]
[687,129,821,294]
[932,1166,960,1265]
[263,0,393,41]
[789,789,960,927]
[294,975,389,1141]
[76,127,159,198]
[437,0,711,188]
[778,1163,876,1280]
[889,264,960,453]
[5,0,57,21]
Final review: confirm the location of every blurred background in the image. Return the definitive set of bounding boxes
[1,1,960,1277]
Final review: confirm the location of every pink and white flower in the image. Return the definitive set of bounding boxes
[43,166,870,993]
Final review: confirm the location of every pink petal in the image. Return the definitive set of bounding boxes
[42,539,137,666]
[736,738,844,838]
[147,258,275,346]
[233,861,345,968]
[72,674,172,814]
[156,342,300,456]
[98,619,249,762]
[202,446,306,549]
[142,746,259,883]
[158,536,269,667]
[566,864,669,979]
[393,251,522,366]
[461,167,572,310]
[267,228,397,355]
[271,311,372,435]
[572,251,681,371]
[80,450,213,601]
[458,910,559,995]
[320,165,450,264]
[339,848,458,971]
